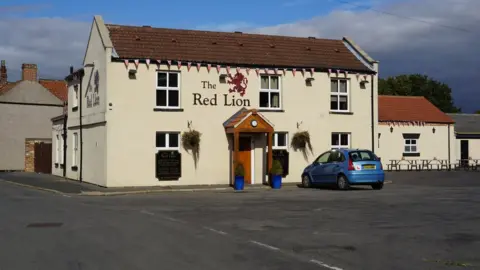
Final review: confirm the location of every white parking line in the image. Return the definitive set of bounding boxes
[249,240,280,251]
[140,210,154,216]
[62,194,71,198]
[161,216,185,223]
[310,259,344,270]
[203,227,228,235]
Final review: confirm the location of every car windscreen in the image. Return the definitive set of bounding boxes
[348,150,378,162]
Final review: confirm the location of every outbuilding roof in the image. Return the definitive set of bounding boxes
[378,95,454,124]
[105,24,374,72]
[446,114,480,134]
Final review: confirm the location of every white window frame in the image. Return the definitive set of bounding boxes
[156,132,180,150]
[330,79,350,112]
[72,132,78,166]
[404,138,418,153]
[331,133,350,149]
[55,134,60,163]
[272,132,288,150]
[72,85,79,108]
[259,75,282,110]
[156,71,181,109]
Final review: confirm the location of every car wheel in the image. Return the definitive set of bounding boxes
[337,175,349,190]
[302,175,311,188]
[371,183,384,190]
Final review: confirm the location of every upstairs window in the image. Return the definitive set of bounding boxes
[330,79,349,112]
[259,75,281,109]
[156,72,180,108]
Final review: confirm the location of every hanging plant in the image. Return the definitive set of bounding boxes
[291,130,314,160]
[182,129,202,168]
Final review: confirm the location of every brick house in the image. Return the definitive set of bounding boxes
[0,60,67,173]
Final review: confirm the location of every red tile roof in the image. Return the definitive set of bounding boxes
[106,24,372,72]
[379,95,454,124]
[0,80,67,102]
[39,79,67,102]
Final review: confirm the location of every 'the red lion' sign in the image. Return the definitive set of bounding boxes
[227,72,248,97]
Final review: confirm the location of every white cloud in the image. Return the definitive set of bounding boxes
[0,17,90,80]
[252,0,480,111]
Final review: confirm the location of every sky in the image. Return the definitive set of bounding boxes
[0,0,479,112]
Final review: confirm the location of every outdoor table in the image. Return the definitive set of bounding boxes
[407,159,421,171]
[420,159,432,170]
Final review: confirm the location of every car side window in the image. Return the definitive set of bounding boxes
[329,151,344,163]
[315,152,331,164]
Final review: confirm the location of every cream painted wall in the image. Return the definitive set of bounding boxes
[104,61,378,187]
[454,138,480,161]
[51,120,64,176]
[377,123,455,169]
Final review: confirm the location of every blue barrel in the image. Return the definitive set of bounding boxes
[234,176,245,190]
[271,175,282,189]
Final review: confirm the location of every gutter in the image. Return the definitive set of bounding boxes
[371,74,375,153]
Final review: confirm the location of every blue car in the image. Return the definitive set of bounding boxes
[301,148,385,190]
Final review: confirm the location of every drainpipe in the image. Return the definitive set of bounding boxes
[448,124,451,170]
[79,70,84,183]
[370,74,375,153]
[62,101,68,177]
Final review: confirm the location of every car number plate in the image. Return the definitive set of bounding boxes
[363,165,375,169]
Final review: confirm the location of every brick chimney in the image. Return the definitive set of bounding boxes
[0,60,7,85]
[22,63,38,81]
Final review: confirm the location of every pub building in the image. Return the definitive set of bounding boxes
[52,15,379,187]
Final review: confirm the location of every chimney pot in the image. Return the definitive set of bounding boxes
[0,60,7,84]
[70,66,74,74]
[21,63,38,81]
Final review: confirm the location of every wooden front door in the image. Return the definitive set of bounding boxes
[34,142,52,174]
[238,137,252,184]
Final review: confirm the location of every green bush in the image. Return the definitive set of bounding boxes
[270,160,283,175]
[234,162,245,177]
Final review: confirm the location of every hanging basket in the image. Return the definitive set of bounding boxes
[291,131,314,160]
[182,129,202,168]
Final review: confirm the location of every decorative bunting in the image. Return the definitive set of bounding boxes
[356,73,360,80]
[283,69,287,75]
[301,68,306,76]
[344,71,348,77]
[264,68,269,74]
[336,69,340,76]
[167,60,172,66]
[187,62,192,71]
[216,65,221,73]
[328,69,332,76]
[236,67,241,73]
[310,68,315,76]
[145,59,150,68]
[246,68,250,75]
[124,60,129,68]
[156,60,161,66]
[274,68,279,75]
[207,64,212,72]
[134,59,139,69]
[227,66,231,74]
[196,63,201,71]
[292,68,296,76]
[177,61,182,69]
[363,75,367,80]
[255,68,260,76]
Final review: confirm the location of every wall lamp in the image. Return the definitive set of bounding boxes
[432,127,436,133]
[360,80,369,89]
[219,74,228,83]
[390,126,394,133]
[305,77,315,86]
[128,69,137,79]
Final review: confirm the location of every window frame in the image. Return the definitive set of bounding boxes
[72,85,79,108]
[330,79,350,112]
[259,75,282,110]
[72,132,78,166]
[272,132,288,150]
[404,138,418,153]
[331,132,350,149]
[155,132,180,151]
[155,71,181,109]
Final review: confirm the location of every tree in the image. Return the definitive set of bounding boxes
[379,74,461,113]
[475,110,480,114]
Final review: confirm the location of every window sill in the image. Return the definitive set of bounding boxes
[330,111,353,115]
[71,166,78,171]
[72,106,78,112]
[153,108,184,112]
[258,109,284,113]
[402,152,420,157]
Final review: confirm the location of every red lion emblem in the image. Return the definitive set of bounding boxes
[227,72,248,97]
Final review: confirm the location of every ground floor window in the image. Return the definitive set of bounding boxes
[156,132,180,150]
[404,139,418,153]
[331,133,350,149]
[272,132,288,149]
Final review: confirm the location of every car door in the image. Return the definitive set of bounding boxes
[322,151,344,183]
[310,151,331,183]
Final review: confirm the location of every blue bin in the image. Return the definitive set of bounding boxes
[234,176,245,190]
[271,174,282,189]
